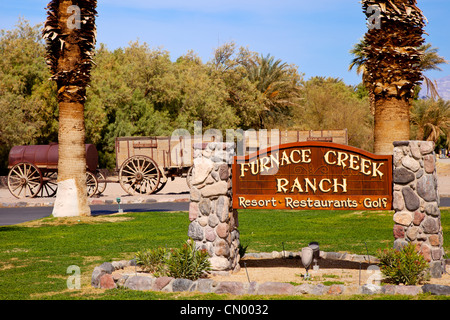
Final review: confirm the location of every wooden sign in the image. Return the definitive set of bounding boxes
[232,142,393,210]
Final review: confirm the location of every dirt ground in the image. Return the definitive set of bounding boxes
[209,257,450,287]
[118,256,450,287]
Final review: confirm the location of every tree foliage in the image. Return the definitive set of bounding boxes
[6,19,440,173]
[411,98,450,148]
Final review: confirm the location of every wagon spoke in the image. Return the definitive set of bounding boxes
[121,168,137,176]
[130,160,140,173]
[16,164,24,177]
[11,168,23,179]
[12,184,23,192]
[38,172,58,198]
[141,161,152,173]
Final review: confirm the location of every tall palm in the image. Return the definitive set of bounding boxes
[245,54,302,128]
[361,0,426,155]
[43,0,97,216]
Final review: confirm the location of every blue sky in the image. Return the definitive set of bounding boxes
[1,0,449,86]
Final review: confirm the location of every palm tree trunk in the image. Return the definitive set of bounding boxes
[374,97,410,155]
[52,101,90,217]
[47,0,93,217]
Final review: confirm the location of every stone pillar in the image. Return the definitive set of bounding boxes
[393,141,445,278]
[187,142,240,272]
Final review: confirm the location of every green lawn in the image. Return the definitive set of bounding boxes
[0,208,448,300]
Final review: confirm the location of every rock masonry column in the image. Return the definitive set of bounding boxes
[187,142,240,272]
[392,141,445,278]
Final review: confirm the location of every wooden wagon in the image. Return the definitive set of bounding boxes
[114,129,348,195]
[7,143,105,198]
[115,136,194,195]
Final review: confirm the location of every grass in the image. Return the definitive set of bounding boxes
[0,208,449,300]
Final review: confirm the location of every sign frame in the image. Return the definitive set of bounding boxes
[232,142,393,211]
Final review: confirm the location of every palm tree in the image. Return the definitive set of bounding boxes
[245,54,302,128]
[360,0,427,154]
[419,43,449,98]
[411,99,450,147]
[42,0,97,217]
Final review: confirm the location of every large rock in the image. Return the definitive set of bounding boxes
[420,142,434,155]
[209,256,230,271]
[192,158,214,185]
[172,278,194,292]
[422,284,450,295]
[91,266,107,288]
[199,198,211,215]
[99,274,117,289]
[214,281,245,295]
[393,167,415,184]
[257,282,294,295]
[393,211,413,226]
[401,156,420,172]
[188,221,204,241]
[422,216,440,234]
[417,174,437,202]
[201,181,228,198]
[124,276,153,291]
[361,284,382,295]
[215,196,230,222]
[402,187,420,211]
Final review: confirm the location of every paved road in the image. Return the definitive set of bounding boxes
[1,198,449,227]
[0,202,190,226]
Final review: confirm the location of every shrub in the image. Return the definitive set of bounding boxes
[166,240,211,280]
[135,239,211,281]
[377,243,430,285]
[135,247,168,277]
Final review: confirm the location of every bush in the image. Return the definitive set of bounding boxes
[135,239,211,281]
[166,240,211,280]
[377,243,430,285]
[135,247,168,277]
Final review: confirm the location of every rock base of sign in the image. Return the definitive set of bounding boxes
[188,142,239,272]
[393,141,445,278]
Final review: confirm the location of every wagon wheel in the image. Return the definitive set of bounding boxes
[118,155,160,195]
[86,171,98,197]
[7,162,43,198]
[186,166,193,189]
[38,171,58,197]
[96,171,107,195]
[153,170,168,194]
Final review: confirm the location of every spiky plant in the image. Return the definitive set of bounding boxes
[42,0,97,216]
[361,0,426,154]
